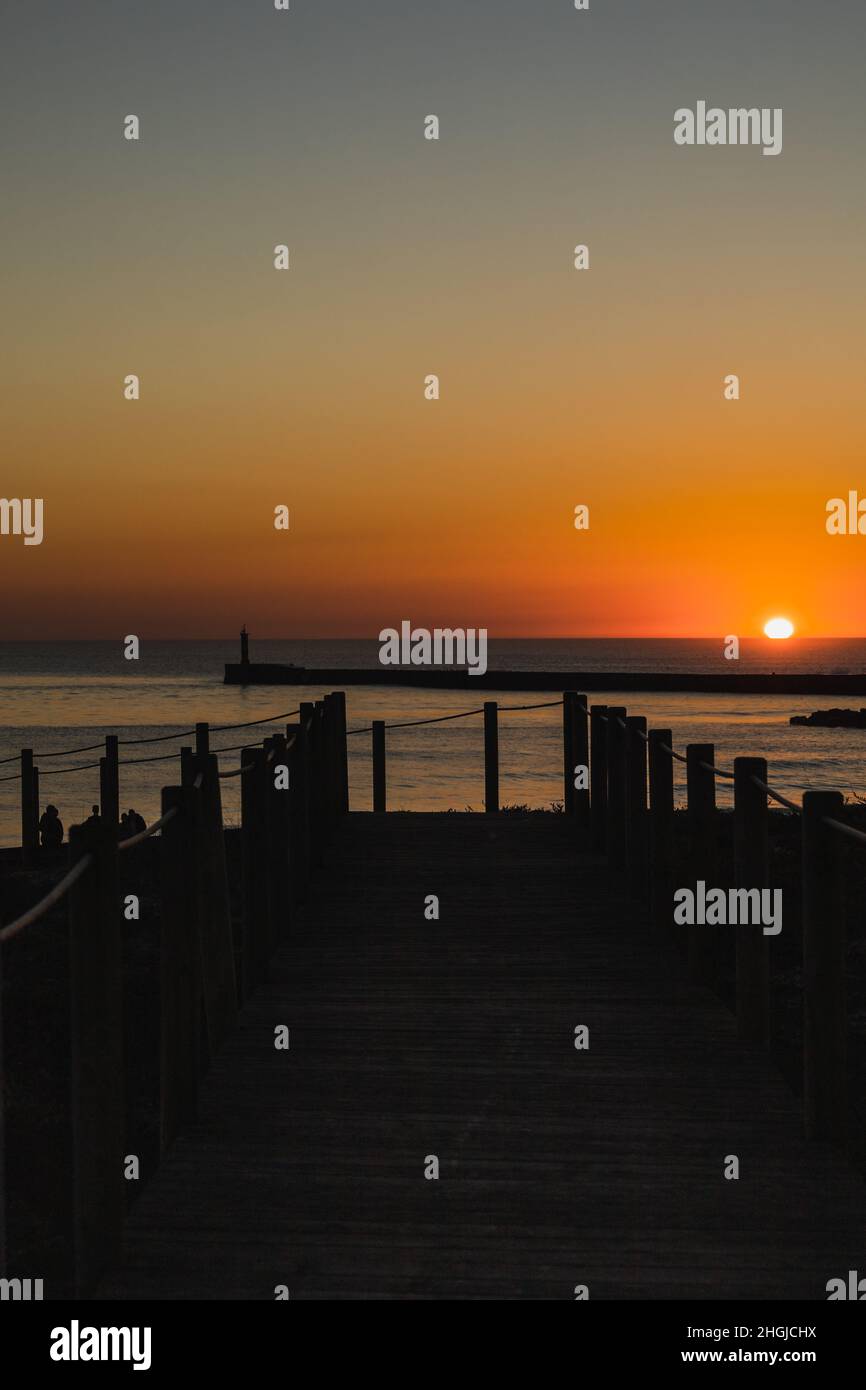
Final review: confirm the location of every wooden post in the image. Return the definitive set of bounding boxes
[296,710,315,884]
[605,708,627,868]
[299,703,320,859]
[180,746,194,789]
[625,716,648,898]
[802,789,846,1142]
[195,722,210,758]
[241,746,270,995]
[100,735,119,837]
[648,730,674,933]
[158,785,200,1150]
[484,702,499,813]
[21,748,37,863]
[563,691,577,816]
[191,750,238,1049]
[331,690,349,814]
[68,819,122,1295]
[323,695,341,825]
[733,758,769,1045]
[686,744,717,986]
[372,721,386,813]
[311,703,327,852]
[575,694,590,831]
[590,705,608,851]
[264,734,292,949]
[286,721,311,901]
[180,750,207,1070]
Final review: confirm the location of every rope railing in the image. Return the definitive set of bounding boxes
[347,707,485,736]
[606,701,866,846]
[2,772,207,934]
[117,771,203,852]
[0,706,304,769]
[0,723,304,781]
[211,708,299,734]
[749,774,802,815]
[498,699,564,712]
[347,698,566,738]
[627,707,866,848]
[284,695,866,845]
[0,854,94,944]
[118,805,179,851]
[219,741,282,779]
[6,684,866,858]
[699,758,735,781]
[822,815,866,847]
[0,691,354,1297]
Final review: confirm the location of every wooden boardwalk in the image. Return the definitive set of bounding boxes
[99,813,865,1300]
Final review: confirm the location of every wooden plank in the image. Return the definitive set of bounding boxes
[99,814,866,1301]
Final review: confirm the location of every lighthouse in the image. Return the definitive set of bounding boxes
[240,625,250,666]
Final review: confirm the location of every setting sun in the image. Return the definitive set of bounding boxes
[764,617,795,640]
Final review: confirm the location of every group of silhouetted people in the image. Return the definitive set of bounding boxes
[37,803,146,847]
[121,808,146,838]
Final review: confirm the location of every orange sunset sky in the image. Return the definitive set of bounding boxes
[2,0,865,639]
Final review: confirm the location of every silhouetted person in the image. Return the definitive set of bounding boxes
[84,804,100,827]
[39,804,63,849]
[120,811,133,839]
[127,808,146,835]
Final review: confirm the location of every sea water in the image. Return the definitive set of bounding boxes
[0,638,865,846]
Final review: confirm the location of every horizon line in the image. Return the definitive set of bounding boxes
[3,635,866,644]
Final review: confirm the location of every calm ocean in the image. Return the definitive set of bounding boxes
[1,638,865,847]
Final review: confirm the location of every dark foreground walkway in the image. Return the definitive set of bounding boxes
[100,814,865,1299]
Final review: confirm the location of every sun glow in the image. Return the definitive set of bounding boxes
[764,617,795,640]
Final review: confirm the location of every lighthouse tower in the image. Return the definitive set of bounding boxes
[240,625,250,666]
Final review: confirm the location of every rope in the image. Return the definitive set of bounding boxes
[660,742,689,764]
[382,707,486,731]
[211,708,300,733]
[749,775,801,814]
[118,805,179,851]
[115,750,185,768]
[1,706,304,769]
[498,699,565,712]
[10,736,294,779]
[37,761,103,778]
[823,815,866,847]
[348,707,486,736]
[32,741,105,759]
[218,762,256,779]
[117,728,194,747]
[3,777,203,931]
[0,855,93,944]
[699,759,735,781]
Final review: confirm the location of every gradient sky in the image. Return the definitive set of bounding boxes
[2,0,865,638]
